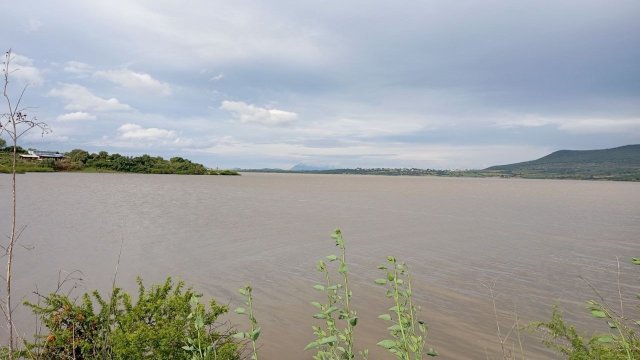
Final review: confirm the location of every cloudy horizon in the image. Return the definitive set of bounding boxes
[1,1,639,169]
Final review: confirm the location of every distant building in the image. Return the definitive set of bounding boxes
[19,149,65,160]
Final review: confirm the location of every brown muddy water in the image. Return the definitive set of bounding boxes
[0,172,638,359]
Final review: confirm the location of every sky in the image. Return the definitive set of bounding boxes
[1,0,639,169]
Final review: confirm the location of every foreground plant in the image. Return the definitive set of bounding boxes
[233,285,260,360]
[375,256,437,359]
[1,49,49,359]
[534,257,640,360]
[183,295,219,359]
[305,229,366,359]
[19,277,238,359]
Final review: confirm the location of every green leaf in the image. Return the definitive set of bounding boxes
[387,324,402,332]
[304,341,319,350]
[318,336,338,345]
[378,314,392,321]
[597,335,614,343]
[182,345,194,351]
[419,322,427,333]
[326,255,338,261]
[235,307,246,315]
[607,321,617,329]
[632,257,640,265]
[427,347,439,356]
[313,284,326,291]
[311,301,322,309]
[195,316,204,329]
[313,313,328,319]
[349,316,358,326]
[374,279,387,285]
[251,327,261,341]
[338,262,348,274]
[387,272,395,281]
[377,339,397,349]
[324,306,339,314]
[232,332,246,340]
[590,310,607,318]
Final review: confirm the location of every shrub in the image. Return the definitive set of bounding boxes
[21,277,239,359]
[534,258,640,359]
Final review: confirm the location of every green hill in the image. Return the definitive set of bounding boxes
[486,144,640,181]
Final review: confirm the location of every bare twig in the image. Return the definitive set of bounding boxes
[1,50,49,358]
[616,256,624,319]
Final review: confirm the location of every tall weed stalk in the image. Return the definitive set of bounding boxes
[305,229,365,359]
[375,256,437,359]
[233,285,260,360]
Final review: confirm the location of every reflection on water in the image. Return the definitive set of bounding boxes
[0,172,638,359]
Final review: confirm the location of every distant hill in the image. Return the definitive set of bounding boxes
[486,144,640,181]
[290,163,335,171]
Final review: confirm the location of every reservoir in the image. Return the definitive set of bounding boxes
[1,172,638,359]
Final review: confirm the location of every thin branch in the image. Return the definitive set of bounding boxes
[616,256,624,319]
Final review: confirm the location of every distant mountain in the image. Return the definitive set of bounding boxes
[290,163,335,171]
[486,144,640,180]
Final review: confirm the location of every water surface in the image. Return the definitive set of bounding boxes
[0,173,638,359]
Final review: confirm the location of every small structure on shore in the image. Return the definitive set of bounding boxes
[19,149,65,160]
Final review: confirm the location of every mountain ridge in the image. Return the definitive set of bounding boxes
[485,144,640,180]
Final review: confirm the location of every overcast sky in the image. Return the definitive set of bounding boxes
[1,1,638,169]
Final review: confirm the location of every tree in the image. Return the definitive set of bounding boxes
[0,49,48,359]
[66,148,89,164]
[0,137,5,148]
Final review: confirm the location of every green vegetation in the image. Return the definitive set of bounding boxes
[533,257,640,359]
[487,144,640,181]
[233,286,260,360]
[375,257,437,359]
[0,148,239,175]
[14,277,238,359]
[305,230,363,359]
[0,147,53,174]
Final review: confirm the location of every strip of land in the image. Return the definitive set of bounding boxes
[242,144,640,181]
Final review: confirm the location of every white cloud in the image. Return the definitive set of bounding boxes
[6,53,43,86]
[117,123,176,141]
[95,69,172,96]
[220,100,298,126]
[295,116,429,139]
[210,73,225,81]
[48,84,131,112]
[65,1,329,68]
[63,61,93,75]
[493,115,555,129]
[56,112,96,122]
[494,115,640,134]
[557,118,640,134]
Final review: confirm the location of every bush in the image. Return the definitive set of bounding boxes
[20,278,239,359]
[534,258,640,359]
